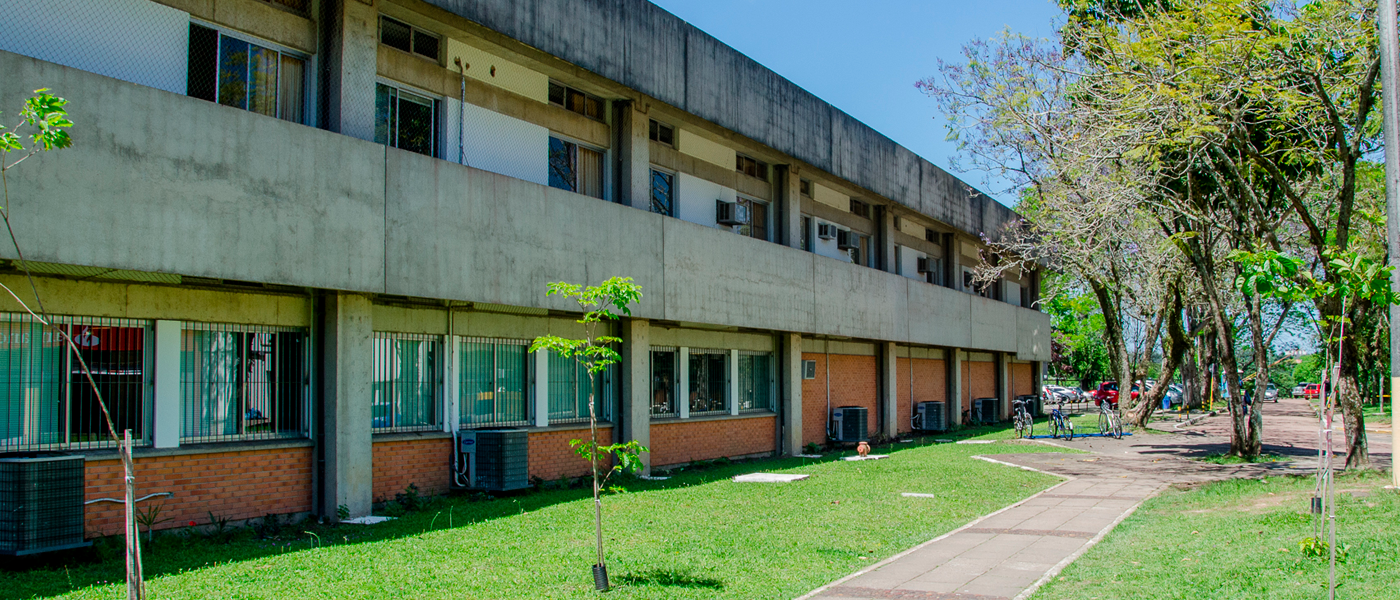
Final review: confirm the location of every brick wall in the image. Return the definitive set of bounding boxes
[800,353,878,445]
[895,358,946,433]
[650,416,775,468]
[967,360,998,419]
[85,446,313,537]
[1011,363,1034,397]
[528,426,613,482]
[372,437,452,502]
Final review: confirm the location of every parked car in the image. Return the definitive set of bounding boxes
[1302,383,1322,400]
[1064,386,1084,403]
[1264,384,1278,402]
[1165,384,1184,407]
[1093,381,1119,407]
[1291,384,1305,398]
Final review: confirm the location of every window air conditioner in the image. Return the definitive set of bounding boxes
[716,200,750,225]
[816,223,838,240]
[836,229,859,250]
[916,257,934,274]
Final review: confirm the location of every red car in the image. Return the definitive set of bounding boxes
[1302,383,1322,400]
[1093,381,1119,407]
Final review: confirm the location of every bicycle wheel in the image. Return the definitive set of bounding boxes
[1025,414,1035,439]
[1065,421,1074,441]
[1113,413,1124,439]
[1098,411,1110,437]
[1050,415,1061,439]
[1014,414,1026,439]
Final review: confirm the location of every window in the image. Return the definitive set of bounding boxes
[372,333,440,432]
[548,350,613,423]
[738,197,769,241]
[925,228,939,243]
[688,349,727,415]
[799,179,813,197]
[380,16,440,61]
[181,323,307,443]
[849,198,871,219]
[650,349,677,417]
[800,215,812,251]
[649,120,675,147]
[650,169,675,216]
[375,83,437,157]
[736,154,768,180]
[187,23,306,123]
[549,137,605,199]
[549,82,605,120]
[849,233,875,268]
[459,338,530,428]
[737,353,772,412]
[0,315,150,452]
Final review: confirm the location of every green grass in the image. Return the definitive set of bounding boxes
[7,433,1071,600]
[1033,472,1400,600]
[1195,453,1290,465]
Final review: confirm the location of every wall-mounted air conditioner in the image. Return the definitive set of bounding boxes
[830,406,868,442]
[0,453,88,556]
[973,398,1000,424]
[916,257,934,274]
[453,429,530,491]
[816,223,838,240]
[716,200,750,225]
[915,401,946,432]
[836,229,859,250]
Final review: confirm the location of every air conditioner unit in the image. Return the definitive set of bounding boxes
[716,200,750,225]
[1016,394,1041,418]
[916,401,946,432]
[836,229,859,250]
[0,453,88,556]
[973,398,1000,424]
[453,429,530,491]
[830,406,868,442]
[916,257,934,274]
[816,223,838,240]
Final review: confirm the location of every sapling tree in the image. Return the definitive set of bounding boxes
[527,276,646,592]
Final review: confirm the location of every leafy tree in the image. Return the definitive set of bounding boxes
[527,277,645,591]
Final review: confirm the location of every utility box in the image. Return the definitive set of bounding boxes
[974,398,1001,424]
[916,401,946,432]
[830,406,868,442]
[1016,394,1041,418]
[0,453,88,556]
[455,429,530,492]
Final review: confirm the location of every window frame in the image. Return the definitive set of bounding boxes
[187,20,311,124]
[799,178,813,198]
[737,351,774,413]
[686,348,729,416]
[378,15,441,62]
[371,332,443,433]
[649,166,677,217]
[179,321,311,444]
[548,81,607,122]
[549,133,608,200]
[737,195,770,241]
[648,119,676,147]
[849,198,871,219]
[458,337,533,429]
[375,80,440,158]
[736,154,768,180]
[649,347,679,418]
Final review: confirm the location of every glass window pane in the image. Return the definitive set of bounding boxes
[381,17,412,53]
[548,81,565,106]
[375,84,396,146]
[396,91,435,157]
[279,55,305,123]
[496,344,527,423]
[218,36,250,110]
[650,351,675,415]
[749,201,768,241]
[650,170,673,216]
[460,341,493,425]
[373,337,438,430]
[413,30,439,59]
[548,137,576,192]
[548,350,579,420]
[187,24,219,102]
[577,146,604,199]
[247,44,279,117]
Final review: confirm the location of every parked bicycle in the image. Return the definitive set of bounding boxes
[1048,399,1074,440]
[1097,400,1123,439]
[1012,397,1034,439]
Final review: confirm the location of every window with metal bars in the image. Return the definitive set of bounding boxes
[650,348,677,418]
[0,314,150,452]
[688,349,728,415]
[547,350,613,424]
[459,338,530,428]
[738,352,773,412]
[180,323,308,443]
[372,333,441,432]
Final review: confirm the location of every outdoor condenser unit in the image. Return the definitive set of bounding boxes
[1016,394,1041,418]
[836,229,859,250]
[916,401,946,432]
[916,257,934,274]
[830,406,868,443]
[716,200,750,225]
[817,223,838,240]
[0,453,88,556]
[454,429,530,492]
[974,398,1001,424]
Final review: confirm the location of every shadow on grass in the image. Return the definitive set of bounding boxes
[617,569,725,590]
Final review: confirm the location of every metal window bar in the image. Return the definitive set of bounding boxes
[739,352,773,412]
[372,332,441,433]
[548,350,616,425]
[650,348,677,418]
[459,338,531,429]
[688,348,729,416]
[0,313,151,453]
[180,322,309,444]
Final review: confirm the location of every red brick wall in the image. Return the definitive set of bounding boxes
[528,426,613,482]
[372,438,452,502]
[968,359,999,419]
[1011,363,1034,397]
[800,353,878,445]
[85,446,312,537]
[895,358,946,433]
[650,416,775,468]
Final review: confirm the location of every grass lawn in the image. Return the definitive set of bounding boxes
[7,427,1073,600]
[1033,471,1400,600]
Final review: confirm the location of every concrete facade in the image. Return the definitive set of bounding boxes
[0,0,1049,533]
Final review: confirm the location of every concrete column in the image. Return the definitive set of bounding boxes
[776,165,802,248]
[1000,352,1012,420]
[318,292,374,520]
[879,341,898,439]
[779,333,803,455]
[444,335,459,433]
[948,349,964,429]
[1029,267,1042,309]
[533,349,549,427]
[321,0,379,141]
[619,319,650,473]
[879,209,897,274]
[729,349,741,415]
[678,347,690,418]
[943,233,957,289]
[616,101,650,208]
[1032,360,1044,416]
[152,320,181,449]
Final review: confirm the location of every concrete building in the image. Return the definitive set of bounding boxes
[0,0,1048,533]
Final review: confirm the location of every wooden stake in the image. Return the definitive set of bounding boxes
[123,429,144,599]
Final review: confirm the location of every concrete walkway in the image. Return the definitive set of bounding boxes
[799,396,1386,600]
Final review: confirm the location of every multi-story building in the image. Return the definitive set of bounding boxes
[0,0,1048,535]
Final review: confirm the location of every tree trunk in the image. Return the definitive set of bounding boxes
[1088,277,1132,402]
[1338,330,1371,469]
[1244,292,1266,456]
[1131,287,1188,427]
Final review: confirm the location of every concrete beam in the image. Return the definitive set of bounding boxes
[620,319,651,473]
[318,292,374,520]
[879,341,898,439]
[779,332,802,455]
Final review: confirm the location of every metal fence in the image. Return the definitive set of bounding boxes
[180,322,309,444]
[0,314,150,452]
[372,332,440,432]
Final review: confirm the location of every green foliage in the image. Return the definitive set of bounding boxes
[527,276,642,376]
[569,438,650,484]
[1298,536,1347,562]
[1230,248,1399,309]
[0,89,73,158]
[1042,279,1111,387]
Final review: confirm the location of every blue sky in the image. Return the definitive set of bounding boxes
[648,0,1065,207]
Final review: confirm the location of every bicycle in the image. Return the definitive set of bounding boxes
[1012,397,1034,439]
[1048,400,1074,440]
[1097,401,1123,439]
